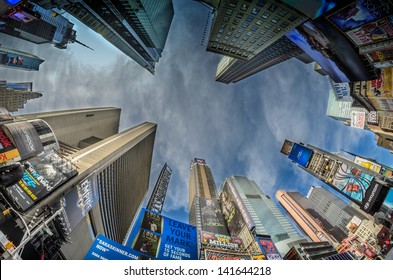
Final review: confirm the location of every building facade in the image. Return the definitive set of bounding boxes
[205,0,306,60]
[59,0,174,73]
[283,241,338,260]
[0,45,44,71]
[221,175,307,256]
[215,36,303,83]
[0,81,42,112]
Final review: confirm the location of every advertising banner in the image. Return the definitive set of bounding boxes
[346,216,362,233]
[204,249,252,260]
[350,110,366,129]
[280,140,294,155]
[279,0,340,19]
[0,108,13,122]
[330,79,352,101]
[361,179,390,214]
[288,143,313,167]
[345,16,393,46]
[0,127,20,163]
[326,90,352,120]
[200,231,245,250]
[286,18,373,82]
[354,157,381,173]
[380,167,393,179]
[126,208,198,260]
[220,183,246,237]
[199,198,228,235]
[332,163,374,203]
[85,234,140,260]
[367,111,378,125]
[62,173,99,231]
[3,121,43,160]
[328,0,392,31]
[365,67,393,97]
[5,150,78,211]
[365,49,393,63]
[256,235,282,260]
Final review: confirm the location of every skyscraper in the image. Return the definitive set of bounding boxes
[0,81,42,112]
[57,0,174,74]
[0,45,44,71]
[221,175,307,256]
[0,2,78,49]
[280,140,391,215]
[215,36,303,84]
[5,107,156,259]
[204,0,306,60]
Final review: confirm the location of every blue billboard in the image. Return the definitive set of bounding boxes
[126,208,198,260]
[84,234,141,260]
[288,143,313,167]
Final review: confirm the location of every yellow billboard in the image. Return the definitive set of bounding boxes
[366,67,393,97]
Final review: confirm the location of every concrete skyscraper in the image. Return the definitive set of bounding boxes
[202,0,306,60]
[0,81,42,112]
[3,107,156,259]
[280,140,391,216]
[221,175,307,256]
[0,45,44,71]
[50,0,174,74]
[215,36,303,83]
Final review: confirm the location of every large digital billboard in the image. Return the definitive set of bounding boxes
[279,0,340,19]
[286,18,376,82]
[204,249,252,260]
[354,157,382,173]
[332,163,374,203]
[256,235,282,260]
[126,208,198,260]
[5,150,78,211]
[365,67,393,97]
[328,0,392,31]
[200,231,245,251]
[85,234,140,260]
[361,179,390,214]
[200,198,228,235]
[288,143,313,168]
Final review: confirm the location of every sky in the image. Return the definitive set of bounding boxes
[1,1,393,225]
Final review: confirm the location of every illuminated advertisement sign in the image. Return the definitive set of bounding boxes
[354,157,381,173]
[201,231,245,250]
[332,163,374,203]
[280,140,294,155]
[204,249,252,260]
[200,198,229,235]
[365,67,393,97]
[346,16,393,46]
[346,216,362,233]
[380,167,393,179]
[62,173,99,231]
[367,111,378,125]
[328,0,392,31]
[286,18,374,83]
[288,143,313,167]
[330,79,352,101]
[279,0,340,19]
[350,110,366,129]
[256,235,282,260]
[85,234,140,260]
[3,121,43,160]
[126,208,198,260]
[5,150,78,211]
[0,127,20,163]
[361,179,389,214]
[365,49,393,64]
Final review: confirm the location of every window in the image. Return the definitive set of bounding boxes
[226,9,233,15]
[256,20,262,26]
[246,31,252,36]
[235,33,241,38]
[257,0,266,7]
[233,19,239,25]
[250,39,256,43]
[271,17,280,24]
[246,15,254,22]
[229,0,238,8]
[280,22,289,28]
[239,28,244,33]
[227,31,233,35]
[223,16,229,22]
[265,23,272,29]
[273,28,281,33]
[251,25,258,31]
[242,22,249,28]
[279,9,288,16]
[236,12,244,19]
[240,3,248,11]
[268,4,276,12]
[224,36,229,40]
[288,15,298,22]
[242,36,249,41]
[251,8,260,15]
[254,34,261,39]
[262,12,270,19]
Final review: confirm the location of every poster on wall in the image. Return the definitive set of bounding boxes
[200,198,229,235]
[256,235,282,260]
[0,126,20,164]
[332,163,374,203]
[201,231,245,250]
[328,0,392,31]
[126,208,198,260]
[365,67,393,97]
[365,49,393,64]
[288,143,314,167]
[350,110,366,129]
[330,79,352,101]
[345,16,393,46]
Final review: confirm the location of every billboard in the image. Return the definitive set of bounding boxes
[256,235,282,260]
[2,121,43,160]
[204,249,252,260]
[126,208,198,260]
[346,216,362,233]
[0,107,13,122]
[380,167,393,179]
[85,234,140,260]
[0,127,20,164]
[328,0,392,31]
[62,173,99,231]
[288,143,313,167]
[200,231,245,250]
[350,110,366,129]
[365,67,393,97]
[332,163,374,203]
[279,0,340,19]
[354,157,382,173]
[5,150,78,211]
[367,111,379,125]
[326,90,352,120]
[286,18,375,83]
[200,198,228,235]
[280,139,294,155]
[361,179,390,214]
[345,16,393,46]
[330,79,352,101]
[365,49,393,64]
